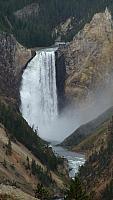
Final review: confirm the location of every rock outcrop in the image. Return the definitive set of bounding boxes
[60,9,113,104]
[0,32,31,104]
[53,17,74,40]
[14,3,39,20]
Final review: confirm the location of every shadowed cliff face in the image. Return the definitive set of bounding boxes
[0,32,31,104]
[60,9,113,105]
[55,50,66,111]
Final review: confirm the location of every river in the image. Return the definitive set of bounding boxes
[51,144,85,178]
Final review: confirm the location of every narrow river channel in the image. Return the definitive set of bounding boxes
[51,144,85,178]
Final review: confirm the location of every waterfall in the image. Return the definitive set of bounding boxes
[20,48,58,137]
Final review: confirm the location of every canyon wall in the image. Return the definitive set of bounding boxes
[1,9,113,109]
[0,32,31,104]
[59,9,113,105]
[55,50,66,110]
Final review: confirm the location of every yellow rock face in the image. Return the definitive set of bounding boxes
[62,9,113,104]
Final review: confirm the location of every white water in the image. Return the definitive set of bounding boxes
[52,145,85,178]
[20,46,113,142]
[20,48,58,137]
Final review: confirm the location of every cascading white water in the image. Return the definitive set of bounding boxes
[20,48,58,138]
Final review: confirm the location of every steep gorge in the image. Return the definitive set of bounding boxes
[1,5,113,200]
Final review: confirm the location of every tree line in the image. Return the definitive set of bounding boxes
[0,0,113,47]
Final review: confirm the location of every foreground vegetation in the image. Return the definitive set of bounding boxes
[65,177,91,200]
[0,101,63,171]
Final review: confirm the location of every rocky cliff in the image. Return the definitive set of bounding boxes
[1,9,113,108]
[78,116,113,200]
[59,9,113,105]
[0,32,31,105]
[55,50,66,110]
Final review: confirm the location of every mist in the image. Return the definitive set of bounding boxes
[40,77,113,142]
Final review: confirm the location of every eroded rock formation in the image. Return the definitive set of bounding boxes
[0,32,31,104]
[59,9,113,104]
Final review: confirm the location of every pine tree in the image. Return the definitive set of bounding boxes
[65,177,91,200]
[6,138,12,156]
[3,159,7,168]
[31,159,37,175]
[35,184,50,200]
[26,156,30,170]
[102,179,113,200]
